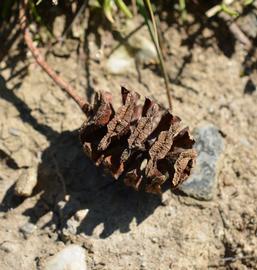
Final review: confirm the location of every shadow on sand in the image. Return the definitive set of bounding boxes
[0,75,162,239]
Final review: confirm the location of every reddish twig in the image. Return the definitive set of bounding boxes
[19,0,89,111]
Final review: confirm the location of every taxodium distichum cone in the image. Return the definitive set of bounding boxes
[80,87,197,194]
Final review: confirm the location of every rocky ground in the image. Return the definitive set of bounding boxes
[0,4,257,270]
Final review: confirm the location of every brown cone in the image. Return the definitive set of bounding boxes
[79,87,197,194]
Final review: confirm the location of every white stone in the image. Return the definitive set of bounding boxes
[19,222,37,238]
[0,241,19,253]
[44,245,87,270]
[15,168,37,197]
[106,46,135,75]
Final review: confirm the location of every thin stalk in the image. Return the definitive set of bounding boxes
[61,0,89,41]
[19,0,88,112]
[179,0,187,21]
[142,0,173,110]
[114,0,133,18]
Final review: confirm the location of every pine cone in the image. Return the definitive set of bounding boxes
[79,87,197,194]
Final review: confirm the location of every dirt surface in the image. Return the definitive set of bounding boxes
[0,5,257,270]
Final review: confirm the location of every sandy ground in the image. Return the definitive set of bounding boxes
[0,6,257,270]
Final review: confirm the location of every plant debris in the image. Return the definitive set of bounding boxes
[80,87,197,194]
[19,0,196,195]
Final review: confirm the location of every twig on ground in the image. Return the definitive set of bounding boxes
[209,254,257,267]
[220,13,251,49]
[206,5,251,49]
[19,0,88,112]
[223,255,257,263]
[218,206,230,229]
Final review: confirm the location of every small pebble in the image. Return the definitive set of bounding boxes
[106,46,135,75]
[43,245,87,270]
[15,168,37,197]
[140,261,147,269]
[8,128,20,136]
[0,241,19,253]
[151,237,158,244]
[64,195,70,202]
[19,222,37,238]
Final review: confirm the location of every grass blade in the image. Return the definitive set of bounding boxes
[137,0,173,110]
[115,0,133,18]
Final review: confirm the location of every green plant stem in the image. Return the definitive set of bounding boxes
[103,0,114,23]
[142,0,173,110]
[179,0,187,21]
[115,0,133,18]
[221,4,238,17]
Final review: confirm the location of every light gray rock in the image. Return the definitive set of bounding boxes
[106,46,135,75]
[179,124,224,200]
[0,241,19,253]
[105,21,157,75]
[19,222,37,239]
[43,245,87,270]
